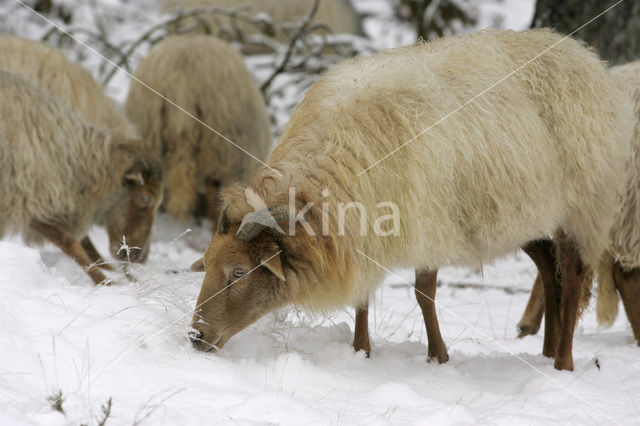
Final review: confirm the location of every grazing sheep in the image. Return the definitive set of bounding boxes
[161,0,363,45]
[0,70,163,285]
[125,35,272,224]
[0,35,134,137]
[517,60,640,343]
[188,29,634,371]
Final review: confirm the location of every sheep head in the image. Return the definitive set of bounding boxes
[105,155,163,263]
[189,197,293,352]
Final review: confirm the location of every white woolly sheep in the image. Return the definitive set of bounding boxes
[517,60,640,343]
[161,0,363,46]
[188,29,634,371]
[0,70,163,285]
[125,35,272,224]
[0,35,134,137]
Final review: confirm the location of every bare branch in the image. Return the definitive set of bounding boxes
[260,0,321,93]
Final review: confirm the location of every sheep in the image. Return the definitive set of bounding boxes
[517,60,640,343]
[161,0,363,51]
[0,70,163,285]
[125,35,272,225]
[187,29,634,371]
[0,35,134,137]
[0,35,160,272]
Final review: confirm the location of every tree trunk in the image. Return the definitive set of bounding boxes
[531,0,640,65]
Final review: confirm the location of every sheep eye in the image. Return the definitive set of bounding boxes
[232,268,246,279]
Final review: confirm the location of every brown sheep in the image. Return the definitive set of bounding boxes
[125,35,272,225]
[0,70,163,285]
[188,29,633,371]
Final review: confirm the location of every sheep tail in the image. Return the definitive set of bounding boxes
[596,250,619,328]
[578,265,593,318]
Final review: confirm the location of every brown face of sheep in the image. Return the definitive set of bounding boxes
[189,212,289,352]
[105,167,163,263]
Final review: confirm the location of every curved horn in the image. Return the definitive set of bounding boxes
[236,205,291,242]
[217,205,230,234]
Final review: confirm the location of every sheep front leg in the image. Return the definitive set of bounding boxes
[517,274,545,338]
[80,236,115,271]
[522,239,560,358]
[415,268,448,363]
[352,301,371,357]
[30,220,109,285]
[613,263,640,344]
[553,230,588,371]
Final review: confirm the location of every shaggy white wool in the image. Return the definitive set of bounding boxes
[221,29,634,311]
[0,71,154,245]
[125,35,272,220]
[0,35,134,137]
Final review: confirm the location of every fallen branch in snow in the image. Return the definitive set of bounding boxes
[47,390,65,414]
[95,397,113,426]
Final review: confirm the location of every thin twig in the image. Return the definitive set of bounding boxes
[102,5,264,85]
[260,0,321,93]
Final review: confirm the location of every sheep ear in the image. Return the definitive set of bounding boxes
[124,171,145,186]
[260,249,285,281]
[190,258,205,272]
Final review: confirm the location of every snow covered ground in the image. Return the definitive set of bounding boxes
[4,0,640,425]
[2,217,640,425]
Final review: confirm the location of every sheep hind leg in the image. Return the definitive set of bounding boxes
[415,268,449,363]
[352,301,371,357]
[613,263,640,344]
[522,239,560,359]
[30,220,109,285]
[517,274,545,338]
[205,178,221,230]
[80,236,115,271]
[553,230,588,371]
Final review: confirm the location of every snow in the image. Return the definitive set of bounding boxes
[2,221,640,425]
[3,0,640,424]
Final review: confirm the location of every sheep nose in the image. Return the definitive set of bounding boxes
[189,330,202,347]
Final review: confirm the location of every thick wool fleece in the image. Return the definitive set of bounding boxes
[221,29,634,311]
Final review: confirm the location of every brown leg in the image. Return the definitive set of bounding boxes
[553,230,587,371]
[352,301,371,357]
[522,239,560,358]
[415,268,448,363]
[30,220,109,285]
[80,236,115,271]
[613,263,640,344]
[517,273,545,338]
[204,178,220,228]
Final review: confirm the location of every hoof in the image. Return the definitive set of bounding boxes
[428,350,449,364]
[353,342,371,358]
[517,324,538,338]
[542,345,556,359]
[554,357,574,371]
